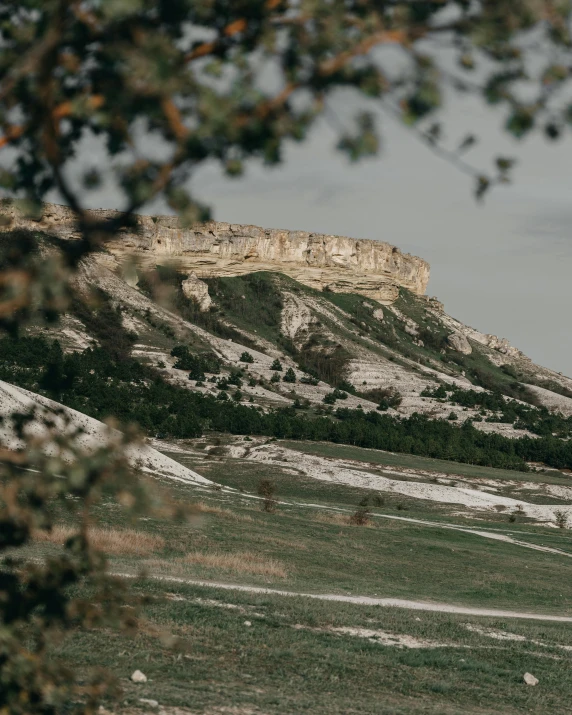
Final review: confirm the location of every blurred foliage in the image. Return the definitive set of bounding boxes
[1,0,571,215]
[1,0,572,711]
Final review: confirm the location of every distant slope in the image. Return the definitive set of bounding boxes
[2,223,571,460]
[0,379,212,486]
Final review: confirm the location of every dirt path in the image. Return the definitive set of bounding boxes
[370,513,572,559]
[119,572,572,622]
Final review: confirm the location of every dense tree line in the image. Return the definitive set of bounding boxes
[2,336,572,472]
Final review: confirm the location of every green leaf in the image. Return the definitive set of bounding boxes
[505,108,535,139]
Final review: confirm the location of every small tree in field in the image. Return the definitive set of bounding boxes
[349,497,372,526]
[257,479,277,513]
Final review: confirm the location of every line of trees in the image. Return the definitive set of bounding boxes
[2,336,572,472]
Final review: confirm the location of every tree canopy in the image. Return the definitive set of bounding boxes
[1,0,572,230]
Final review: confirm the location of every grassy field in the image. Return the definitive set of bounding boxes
[20,437,572,714]
[53,580,572,715]
[26,453,572,615]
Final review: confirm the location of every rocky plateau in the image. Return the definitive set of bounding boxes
[1,201,430,304]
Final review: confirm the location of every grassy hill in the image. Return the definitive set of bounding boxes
[2,228,572,714]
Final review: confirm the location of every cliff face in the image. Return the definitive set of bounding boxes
[1,201,430,303]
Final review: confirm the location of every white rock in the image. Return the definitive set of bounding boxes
[130,669,148,684]
[181,272,212,311]
[447,332,472,355]
[373,308,384,321]
[244,620,252,627]
[523,672,539,686]
[9,203,430,303]
[139,699,159,708]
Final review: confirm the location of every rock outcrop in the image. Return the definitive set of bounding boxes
[447,332,472,355]
[1,201,430,304]
[181,272,212,311]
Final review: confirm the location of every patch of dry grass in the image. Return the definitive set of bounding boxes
[312,511,376,527]
[181,550,287,578]
[193,501,253,522]
[313,511,351,526]
[33,526,165,555]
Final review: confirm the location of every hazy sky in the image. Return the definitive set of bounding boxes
[186,89,572,378]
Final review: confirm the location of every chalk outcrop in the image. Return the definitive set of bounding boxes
[447,332,472,355]
[1,201,430,304]
[181,272,212,311]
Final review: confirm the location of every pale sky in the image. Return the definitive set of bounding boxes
[185,89,572,378]
[10,83,569,377]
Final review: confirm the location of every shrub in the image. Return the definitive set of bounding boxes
[421,384,447,398]
[271,358,283,371]
[555,510,569,529]
[257,479,277,513]
[371,493,385,508]
[349,497,371,525]
[270,372,281,383]
[240,351,254,363]
[283,367,296,383]
[171,345,221,376]
[296,342,350,387]
[448,411,458,421]
[300,374,319,385]
[228,369,243,387]
[364,386,402,410]
[232,390,243,402]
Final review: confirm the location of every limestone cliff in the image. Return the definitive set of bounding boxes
[1,201,430,303]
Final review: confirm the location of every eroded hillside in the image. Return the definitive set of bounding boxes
[2,215,572,473]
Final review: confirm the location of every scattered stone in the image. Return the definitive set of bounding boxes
[181,272,212,311]
[523,672,539,686]
[447,332,472,355]
[139,699,159,708]
[483,334,521,357]
[131,669,148,684]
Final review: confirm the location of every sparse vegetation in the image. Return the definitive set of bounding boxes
[283,367,296,383]
[34,526,165,555]
[349,497,372,526]
[258,479,278,513]
[181,550,287,578]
